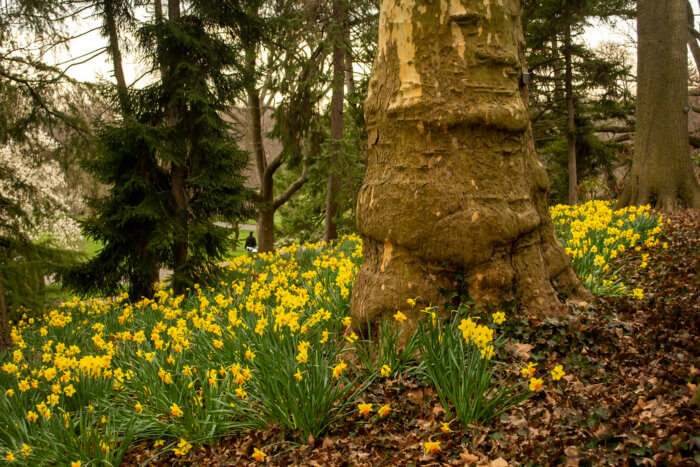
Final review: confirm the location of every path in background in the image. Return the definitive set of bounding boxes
[213,222,256,232]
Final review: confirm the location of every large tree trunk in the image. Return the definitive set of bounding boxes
[619,0,700,210]
[350,0,588,328]
[324,0,345,243]
[564,20,578,205]
[0,276,12,350]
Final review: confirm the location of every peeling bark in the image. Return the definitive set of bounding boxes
[350,0,588,329]
[619,0,700,211]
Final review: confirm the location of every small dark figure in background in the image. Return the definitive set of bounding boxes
[245,232,257,253]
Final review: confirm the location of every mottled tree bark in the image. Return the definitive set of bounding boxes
[324,0,345,242]
[350,0,588,328]
[619,0,700,210]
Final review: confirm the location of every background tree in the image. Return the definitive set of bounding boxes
[278,0,379,243]
[0,0,91,348]
[237,1,333,252]
[350,0,589,330]
[524,0,636,205]
[618,0,700,209]
[324,0,346,242]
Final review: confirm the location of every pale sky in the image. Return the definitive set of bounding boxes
[54,9,643,86]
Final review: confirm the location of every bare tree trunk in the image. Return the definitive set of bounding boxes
[324,0,345,242]
[232,226,240,251]
[244,35,310,252]
[155,0,163,22]
[103,0,129,114]
[564,20,578,204]
[350,0,589,329]
[551,34,563,109]
[619,0,700,210]
[0,275,12,350]
[245,44,276,253]
[345,29,356,95]
[169,0,180,20]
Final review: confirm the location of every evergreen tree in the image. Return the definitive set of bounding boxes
[66,3,254,297]
[524,0,636,204]
[62,115,170,300]
[146,13,254,292]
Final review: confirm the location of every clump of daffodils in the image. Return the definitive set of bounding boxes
[458,317,495,360]
[551,201,662,296]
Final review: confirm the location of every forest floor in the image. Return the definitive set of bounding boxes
[124,211,700,466]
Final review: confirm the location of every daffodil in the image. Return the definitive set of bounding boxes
[380,365,391,377]
[357,402,373,416]
[424,441,441,454]
[491,311,506,325]
[521,362,537,376]
[332,360,347,378]
[393,311,407,323]
[170,402,184,418]
[252,448,266,462]
[377,404,391,417]
[529,377,544,392]
[551,365,565,381]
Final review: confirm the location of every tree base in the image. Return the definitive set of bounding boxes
[617,171,700,212]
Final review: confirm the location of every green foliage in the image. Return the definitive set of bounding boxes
[242,316,369,442]
[62,118,169,300]
[1,239,82,320]
[353,314,420,379]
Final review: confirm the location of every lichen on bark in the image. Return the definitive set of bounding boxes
[350,0,588,330]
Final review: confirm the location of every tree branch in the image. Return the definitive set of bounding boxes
[273,165,308,210]
[595,125,634,133]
